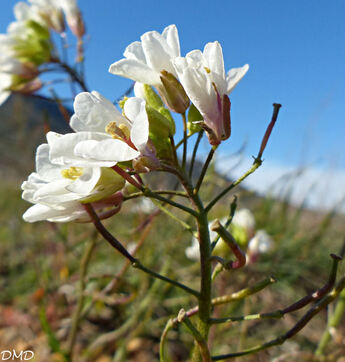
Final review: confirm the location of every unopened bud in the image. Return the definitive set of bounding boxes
[160,70,189,114]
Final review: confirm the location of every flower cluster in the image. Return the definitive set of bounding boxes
[0,0,84,104]
[22,24,249,222]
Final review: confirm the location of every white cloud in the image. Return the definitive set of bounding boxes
[215,154,345,213]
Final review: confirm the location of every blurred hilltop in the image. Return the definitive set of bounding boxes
[0,94,72,179]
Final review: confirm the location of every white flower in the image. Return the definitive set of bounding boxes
[173,41,248,145]
[22,141,125,222]
[247,230,274,256]
[49,92,154,170]
[232,208,256,232]
[109,25,180,87]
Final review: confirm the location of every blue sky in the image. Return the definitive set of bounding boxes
[1,0,345,208]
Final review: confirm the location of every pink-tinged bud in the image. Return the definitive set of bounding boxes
[160,70,189,114]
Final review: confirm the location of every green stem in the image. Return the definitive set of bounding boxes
[182,112,188,170]
[160,319,175,362]
[205,158,262,213]
[150,199,193,233]
[315,288,345,355]
[123,190,188,201]
[66,234,97,358]
[195,147,216,193]
[144,189,197,216]
[189,131,204,178]
[178,310,211,362]
[133,261,200,298]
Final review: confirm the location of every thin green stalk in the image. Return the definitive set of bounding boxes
[169,135,179,166]
[178,309,211,362]
[150,199,193,233]
[205,158,262,213]
[160,319,175,362]
[211,276,345,361]
[316,243,345,355]
[123,190,188,201]
[66,234,97,358]
[182,112,188,170]
[133,261,200,298]
[144,189,197,216]
[315,288,345,355]
[194,147,216,193]
[189,131,204,178]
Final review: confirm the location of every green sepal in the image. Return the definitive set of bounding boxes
[146,104,175,137]
[143,84,175,134]
[187,103,203,135]
[81,167,125,204]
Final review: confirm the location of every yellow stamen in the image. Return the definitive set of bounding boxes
[105,121,130,140]
[204,66,211,74]
[61,167,83,180]
[118,123,130,139]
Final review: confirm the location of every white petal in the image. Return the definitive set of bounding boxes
[141,31,176,75]
[185,49,203,64]
[162,24,180,57]
[124,41,147,63]
[14,2,31,21]
[49,131,114,167]
[36,143,63,180]
[66,167,101,195]
[33,179,82,204]
[133,82,146,99]
[23,202,83,223]
[109,58,161,85]
[203,41,225,79]
[226,64,249,94]
[74,139,140,162]
[71,91,128,132]
[124,98,149,151]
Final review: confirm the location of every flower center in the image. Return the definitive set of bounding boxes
[105,121,130,140]
[61,166,83,180]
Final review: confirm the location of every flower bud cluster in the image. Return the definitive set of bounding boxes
[0,0,84,104]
